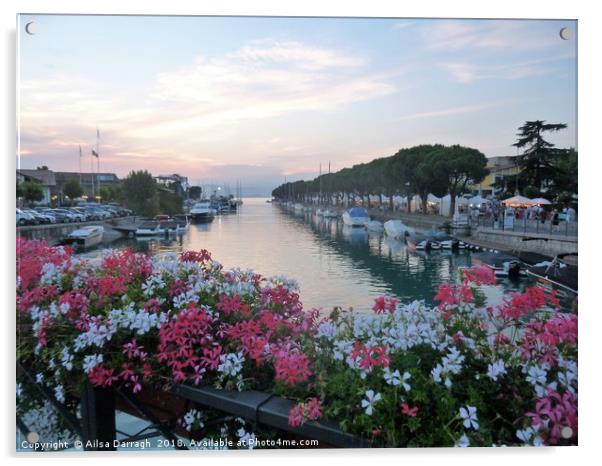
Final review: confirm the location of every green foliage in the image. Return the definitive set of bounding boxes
[513,120,568,189]
[21,180,44,205]
[158,189,184,215]
[63,179,84,201]
[122,170,159,216]
[188,186,202,200]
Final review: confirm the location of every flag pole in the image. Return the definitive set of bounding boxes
[78,145,82,184]
[96,128,100,201]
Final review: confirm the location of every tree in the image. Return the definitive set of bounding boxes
[63,179,84,203]
[513,120,567,189]
[188,186,202,200]
[159,190,184,215]
[433,145,488,216]
[22,180,44,206]
[122,170,159,217]
[16,180,23,199]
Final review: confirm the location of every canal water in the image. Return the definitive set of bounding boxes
[82,198,526,311]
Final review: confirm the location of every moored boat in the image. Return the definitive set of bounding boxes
[342,207,370,227]
[405,234,430,252]
[135,221,162,236]
[526,253,578,299]
[366,220,384,232]
[190,200,215,223]
[471,251,522,278]
[383,219,414,239]
[173,214,189,233]
[67,225,104,248]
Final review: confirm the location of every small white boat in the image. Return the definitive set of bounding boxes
[67,225,104,247]
[366,220,384,232]
[342,207,370,227]
[135,221,162,236]
[383,219,414,239]
[322,209,338,218]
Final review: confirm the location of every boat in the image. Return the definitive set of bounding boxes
[316,208,325,216]
[342,207,370,227]
[405,234,430,252]
[424,230,460,250]
[66,225,104,248]
[190,200,215,223]
[293,203,304,212]
[526,253,578,299]
[383,220,414,239]
[471,252,522,278]
[322,209,338,218]
[135,221,162,236]
[366,220,384,232]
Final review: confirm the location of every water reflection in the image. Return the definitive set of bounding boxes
[82,198,527,311]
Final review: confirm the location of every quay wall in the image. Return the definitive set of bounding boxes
[471,227,578,257]
[17,216,138,245]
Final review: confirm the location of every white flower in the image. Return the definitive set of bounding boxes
[60,347,74,371]
[384,368,401,386]
[54,384,65,403]
[487,360,506,381]
[360,390,381,416]
[236,428,256,449]
[400,371,411,391]
[36,373,44,383]
[459,406,479,430]
[526,365,547,387]
[217,352,245,378]
[82,354,104,374]
[16,383,23,398]
[456,434,470,447]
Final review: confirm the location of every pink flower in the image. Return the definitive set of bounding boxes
[274,347,313,386]
[462,265,497,286]
[400,403,418,417]
[372,296,399,314]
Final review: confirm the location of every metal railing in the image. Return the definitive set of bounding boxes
[474,216,578,238]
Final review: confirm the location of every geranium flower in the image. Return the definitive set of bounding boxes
[400,403,418,417]
[455,434,470,448]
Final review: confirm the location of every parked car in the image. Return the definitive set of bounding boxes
[23,209,55,224]
[16,208,36,226]
[63,208,87,222]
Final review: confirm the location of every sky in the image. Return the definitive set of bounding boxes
[17,15,577,196]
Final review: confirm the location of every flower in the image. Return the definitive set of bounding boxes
[361,390,381,416]
[487,360,507,381]
[400,403,418,417]
[459,406,479,430]
[456,434,470,448]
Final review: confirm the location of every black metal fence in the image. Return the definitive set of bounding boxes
[474,216,578,238]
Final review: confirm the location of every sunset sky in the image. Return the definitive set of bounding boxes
[17,15,577,195]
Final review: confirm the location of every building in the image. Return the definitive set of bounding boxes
[54,171,119,200]
[155,174,189,196]
[475,156,521,196]
[17,168,56,204]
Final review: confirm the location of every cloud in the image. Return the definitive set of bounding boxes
[393,100,515,122]
[439,54,574,83]
[18,39,400,180]
[421,20,564,52]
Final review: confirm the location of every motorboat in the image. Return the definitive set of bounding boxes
[471,252,522,278]
[405,234,430,252]
[66,225,104,248]
[342,207,370,227]
[190,200,215,223]
[322,209,339,218]
[135,221,162,236]
[424,230,460,250]
[366,220,384,232]
[383,219,414,239]
[526,253,578,299]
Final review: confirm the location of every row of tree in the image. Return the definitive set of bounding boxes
[272,120,577,214]
[272,144,489,215]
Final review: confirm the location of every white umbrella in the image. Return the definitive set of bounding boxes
[501,195,533,207]
[531,197,551,205]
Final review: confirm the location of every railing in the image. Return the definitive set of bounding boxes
[17,362,368,451]
[473,216,578,238]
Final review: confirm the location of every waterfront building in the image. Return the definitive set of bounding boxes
[474,155,521,196]
[17,168,56,205]
[54,171,119,200]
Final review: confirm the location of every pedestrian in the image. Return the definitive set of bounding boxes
[552,209,559,226]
